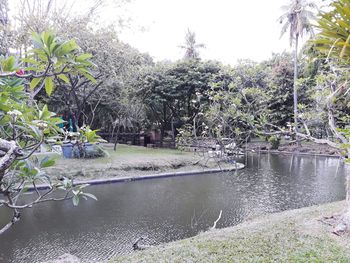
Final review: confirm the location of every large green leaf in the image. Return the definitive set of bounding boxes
[79,70,97,84]
[30,78,42,90]
[44,77,54,95]
[72,195,80,206]
[76,53,92,62]
[40,156,55,168]
[57,74,70,84]
[56,40,78,56]
[3,56,16,71]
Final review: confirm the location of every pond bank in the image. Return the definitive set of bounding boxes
[112,201,350,262]
[72,163,244,186]
[44,144,243,181]
[44,142,342,182]
[246,140,341,156]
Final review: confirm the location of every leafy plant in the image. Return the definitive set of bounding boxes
[0,32,97,235]
[80,125,102,143]
[314,0,350,63]
[268,135,281,150]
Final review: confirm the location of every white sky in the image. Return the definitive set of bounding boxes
[112,0,305,65]
[9,0,326,65]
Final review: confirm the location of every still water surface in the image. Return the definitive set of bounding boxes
[0,154,346,262]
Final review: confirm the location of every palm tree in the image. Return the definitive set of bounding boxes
[279,0,316,144]
[179,28,205,60]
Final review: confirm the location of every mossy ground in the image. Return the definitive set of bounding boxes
[112,201,350,263]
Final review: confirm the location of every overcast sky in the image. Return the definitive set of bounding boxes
[112,0,311,65]
[9,0,325,65]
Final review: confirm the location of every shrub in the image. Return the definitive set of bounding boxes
[268,135,281,150]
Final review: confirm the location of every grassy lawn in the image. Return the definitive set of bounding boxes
[51,144,192,164]
[112,201,350,263]
[106,144,189,157]
[92,144,193,165]
[43,144,200,179]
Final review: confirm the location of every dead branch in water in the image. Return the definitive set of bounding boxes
[211,210,222,230]
[132,236,153,251]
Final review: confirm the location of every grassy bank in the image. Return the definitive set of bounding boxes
[112,201,350,262]
[44,144,231,180]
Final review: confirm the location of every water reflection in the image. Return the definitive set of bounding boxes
[0,154,346,263]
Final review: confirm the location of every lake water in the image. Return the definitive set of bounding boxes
[0,153,346,262]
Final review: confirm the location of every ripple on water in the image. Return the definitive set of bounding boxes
[0,154,346,262]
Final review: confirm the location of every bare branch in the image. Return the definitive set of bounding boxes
[211,210,222,230]
[0,211,20,235]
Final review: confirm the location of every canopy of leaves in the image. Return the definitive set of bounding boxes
[314,0,350,63]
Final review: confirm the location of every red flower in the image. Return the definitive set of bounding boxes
[16,69,25,75]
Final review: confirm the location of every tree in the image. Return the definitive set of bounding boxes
[279,0,316,144]
[9,0,105,50]
[137,60,222,146]
[41,26,152,132]
[203,60,270,146]
[0,32,96,235]
[263,52,314,129]
[311,0,350,234]
[5,0,148,137]
[264,53,295,126]
[0,0,10,55]
[179,29,205,60]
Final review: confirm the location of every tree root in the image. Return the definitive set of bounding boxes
[333,213,350,236]
[319,211,350,236]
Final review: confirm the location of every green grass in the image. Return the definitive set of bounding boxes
[43,144,197,178]
[50,144,189,165]
[111,202,350,263]
[106,144,188,157]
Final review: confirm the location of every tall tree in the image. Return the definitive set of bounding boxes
[43,26,152,130]
[179,29,205,60]
[137,60,222,146]
[279,0,316,144]
[0,0,10,55]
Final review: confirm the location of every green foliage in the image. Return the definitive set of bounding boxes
[0,56,17,72]
[41,26,151,130]
[204,60,270,144]
[66,125,105,159]
[138,60,222,142]
[314,0,350,62]
[264,53,295,125]
[0,32,97,234]
[0,57,63,143]
[71,184,97,206]
[79,125,102,143]
[268,135,281,149]
[24,31,95,95]
[44,77,54,95]
[14,156,55,182]
[336,128,350,157]
[176,124,195,150]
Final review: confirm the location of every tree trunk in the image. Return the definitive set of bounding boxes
[294,35,300,147]
[160,124,165,147]
[113,124,121,151]
[171,117,175,148]
[331,163,350,234]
